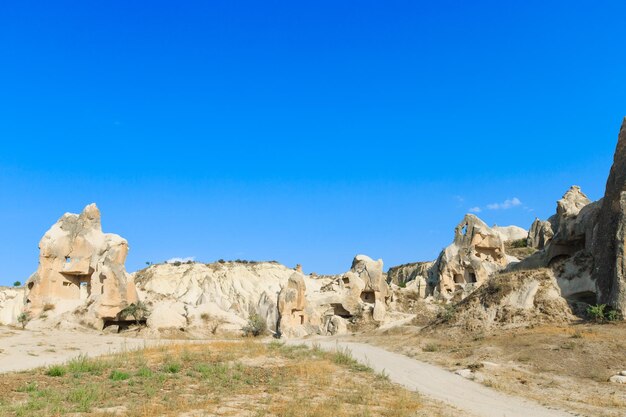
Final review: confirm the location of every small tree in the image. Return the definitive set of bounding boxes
[242,313,267,337]
[119,302,150,325]
[587,304,609,322]
[17,312,30,329]
[13,281,21,287]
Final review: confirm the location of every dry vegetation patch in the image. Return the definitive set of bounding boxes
[0,339,437,417]
[359,321,626,417]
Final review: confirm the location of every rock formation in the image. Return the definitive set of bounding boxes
[277,272,314,338]
[441,269,572,331]
[492,225,528,243]
[428,214,512,298]
[527,218,554,249]
[24,204,138,326]
[0,286,26,325]
[134,261,295,335]
[593,117,626,315]
[387,261,433,295]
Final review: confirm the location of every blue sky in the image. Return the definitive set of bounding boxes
[0,1,625,285]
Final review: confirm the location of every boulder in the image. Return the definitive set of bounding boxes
[609,375,626,384]
[593,117,626,315]
[24,204,138,324]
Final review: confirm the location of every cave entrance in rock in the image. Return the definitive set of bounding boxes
[567,291,597,305]
[467,272,477,283]
[330,303,352,318]
[453,274,465,284]
[360,291,375,304]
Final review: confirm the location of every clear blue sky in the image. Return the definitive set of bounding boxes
[1,1,625,285]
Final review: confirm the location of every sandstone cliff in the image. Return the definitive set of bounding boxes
[24,204,138,327]
[593,117,626,315]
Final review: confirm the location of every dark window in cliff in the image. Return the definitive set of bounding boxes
[468,272,477,283]
[454,274,464,284]
[27,282,34,290]
[360,291,375,303]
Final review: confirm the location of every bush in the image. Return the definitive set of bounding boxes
[587,304,607,322]
[586,304,622,322]
[242,313,267,337]
[109,370,130,381]
[17,312,30,329]
[438,304,456,322]
[509,239,528,248]
[13,281,21,287]
[46,365,66,377]
[607,309,622,322]
[119,302,150,325]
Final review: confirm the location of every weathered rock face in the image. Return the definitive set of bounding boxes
[25,204,138,324]
[387,261,433,297]
[135,261,309,335]
[442,269,573,331]
[510,186,599,308]
[349,255,390,321]
[492,225,528,243]
[527,218,554,249]
[0,287,26,325]
[428,215,510,298]
[593,117,626,315]
[277,273,313,338]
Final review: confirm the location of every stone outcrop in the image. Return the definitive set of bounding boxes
[277,273,313,338]
[492,225,528,243]
[25,204,138,326]
[593,117,626,315]
[527,218,554,249]
[428,215,511,298]
[134,261,296,335]
[134,255,391,337]
[0,287,26,325]
[350,255,390,322]
[387,261,433,297]
[511,186,599,302]
[444,269,573,331]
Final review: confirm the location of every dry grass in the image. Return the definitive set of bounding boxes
[0,339,445,417]
[358,321,626,417]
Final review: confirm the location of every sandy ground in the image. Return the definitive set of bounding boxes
[0,326,157,373]
[292,337,576,417]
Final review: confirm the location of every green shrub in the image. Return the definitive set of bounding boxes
[242,313,267,337]
[46,365,67,377]
[163,362,181,373]
[119,301,150,325]
[109,370,130,381]
[509,239,528,248]
[607,309,622,322]
[13,281,21,287]
[17,312,30,329]
[587,304,607,322]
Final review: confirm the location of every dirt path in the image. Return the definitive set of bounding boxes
[0,327,153,373]
[292,338,576,417]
